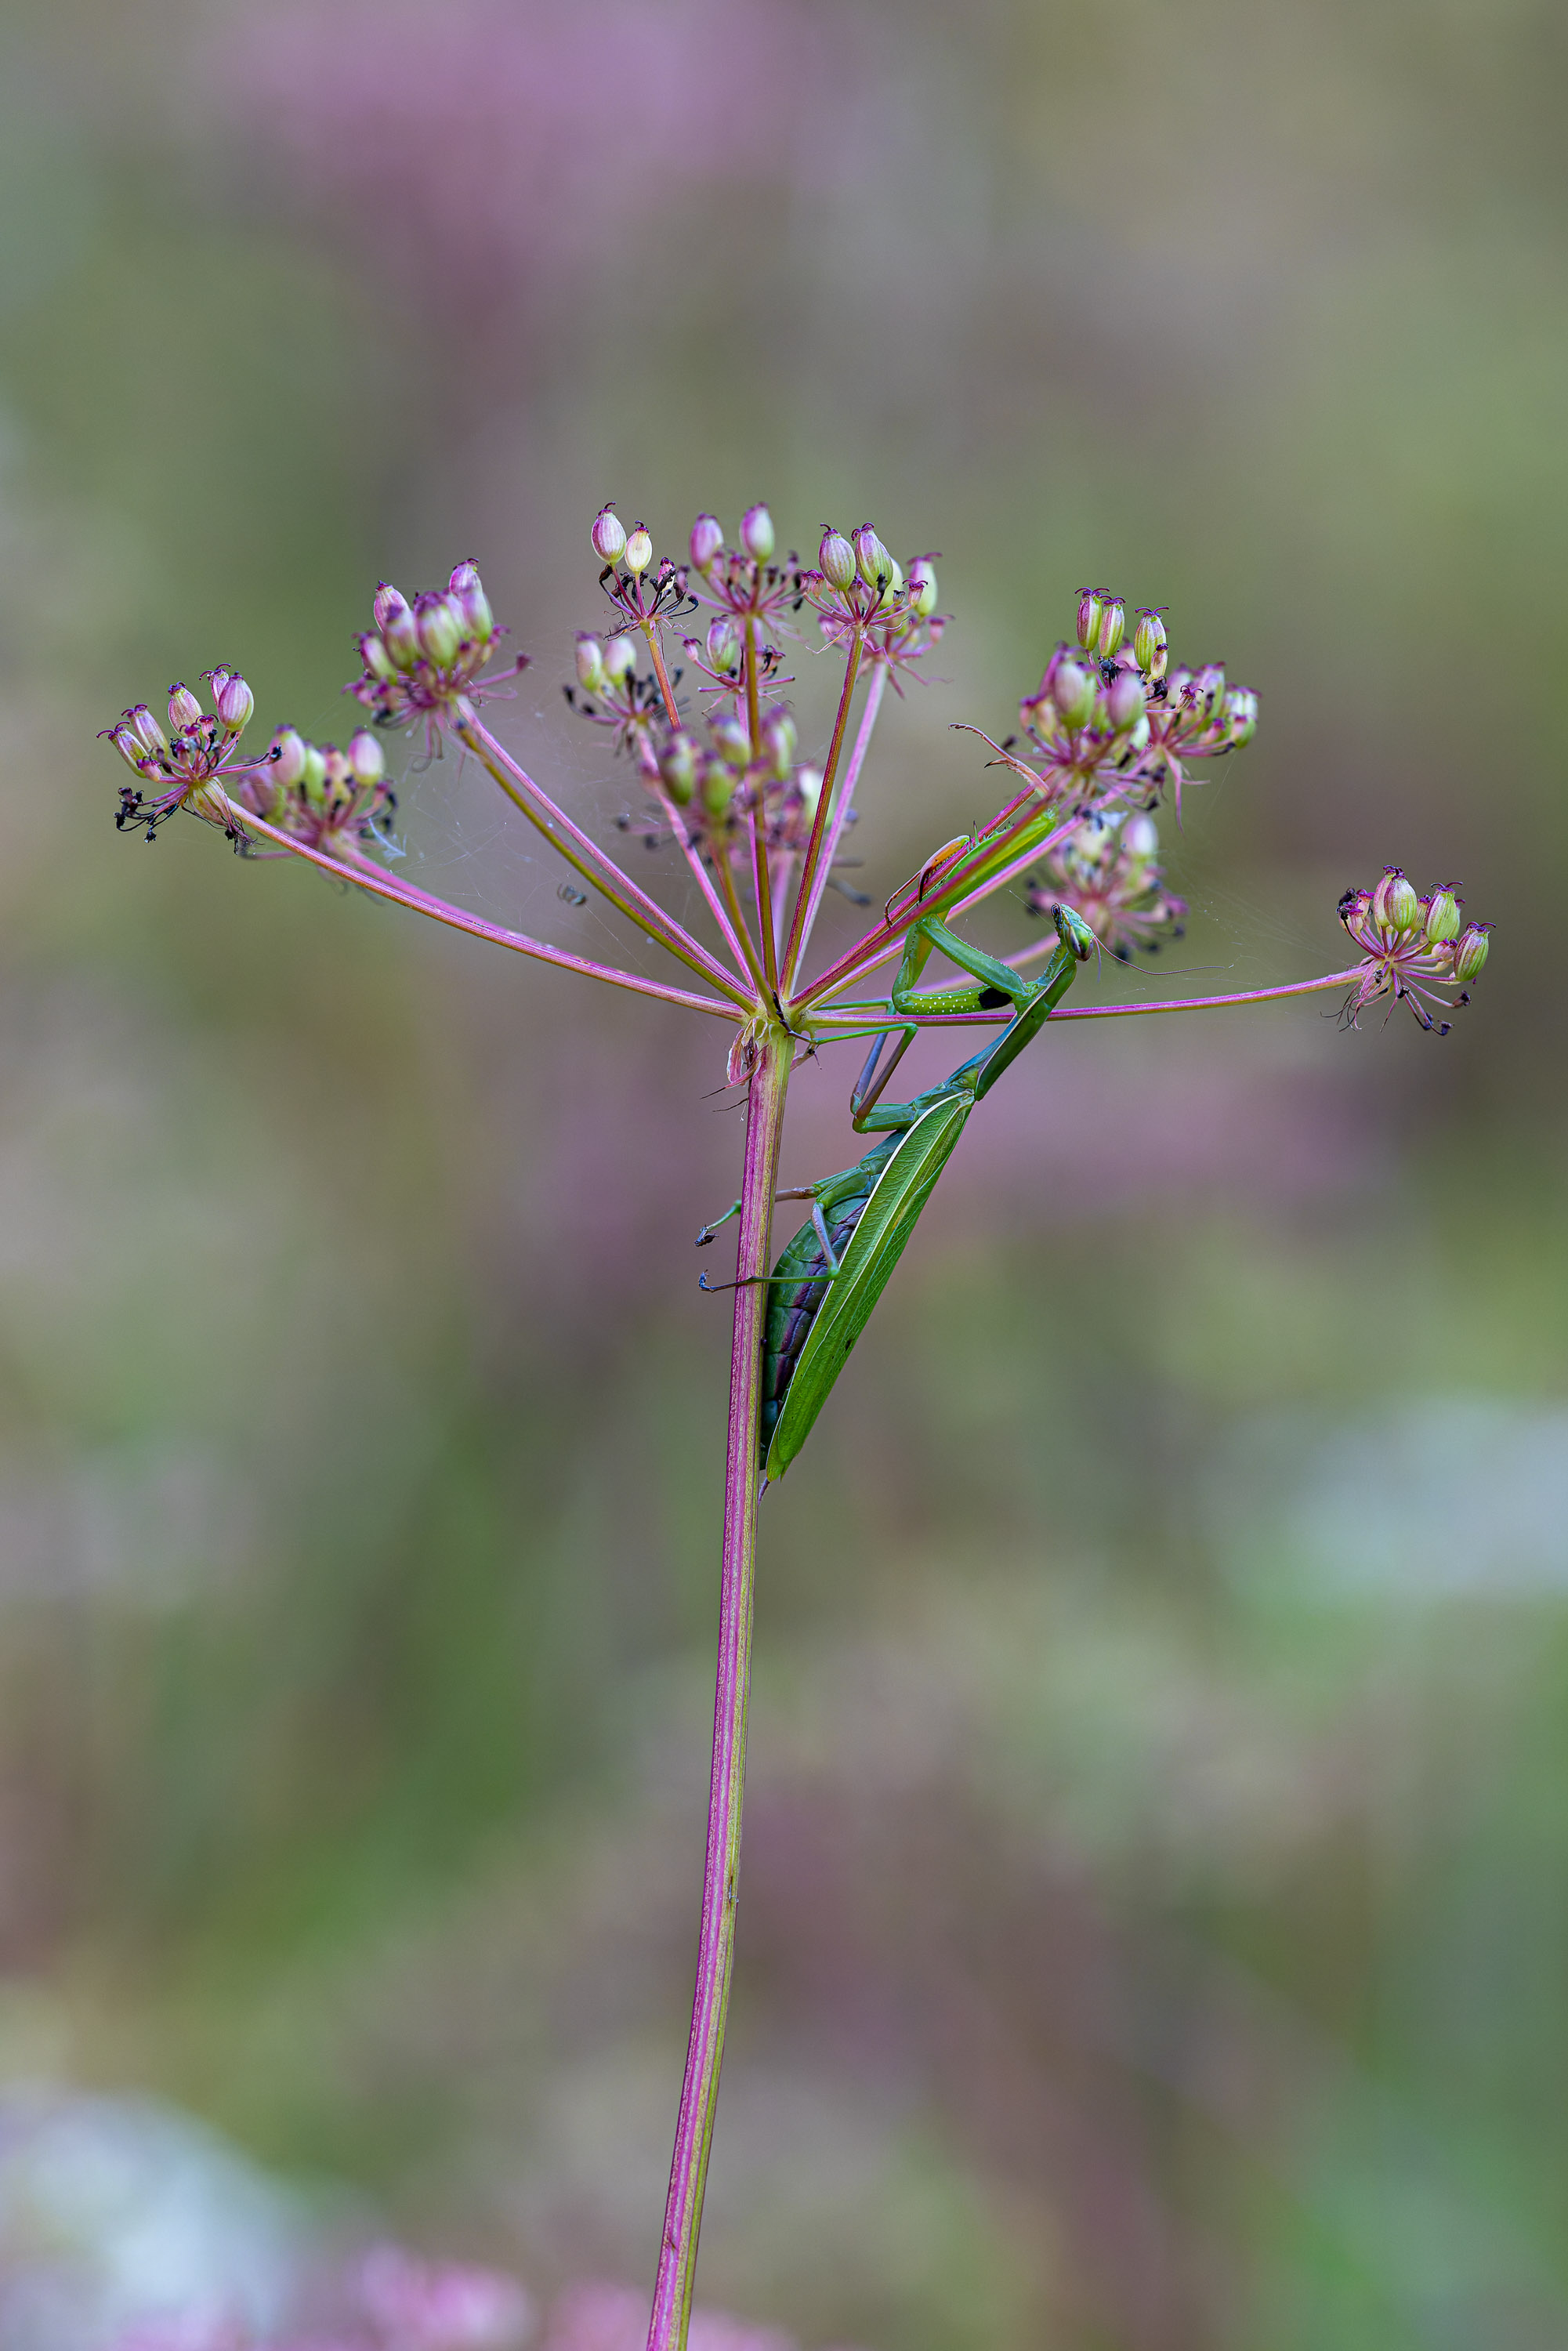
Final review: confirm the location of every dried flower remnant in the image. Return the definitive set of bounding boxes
[1338,868,1490,1034]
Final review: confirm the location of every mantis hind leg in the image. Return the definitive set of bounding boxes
[695,1184,820,1248]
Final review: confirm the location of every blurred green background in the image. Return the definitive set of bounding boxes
[1,0,1566,2345]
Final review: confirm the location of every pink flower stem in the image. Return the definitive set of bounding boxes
[452,709,753,1006]
[779,636,864,991]
[210,795,743,1022]
[651,784,762,987]
[807,966,1365,1032]
[646,1023,793,2351]
[788,663,886,977]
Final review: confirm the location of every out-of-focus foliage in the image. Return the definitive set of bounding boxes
[0,0,1565,2346]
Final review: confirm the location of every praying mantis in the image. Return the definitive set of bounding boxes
[699,901,1097,1481]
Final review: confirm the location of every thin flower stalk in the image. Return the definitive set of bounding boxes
[103,518,1489,2351]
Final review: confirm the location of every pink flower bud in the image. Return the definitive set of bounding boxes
[1453,922,1490,981]
[705,616,739,675]
[270,726,309,788]
[623,523,654,575]
[1052,657,1097,730]
[1122,813,1159,862]
[126,704,168,757]
[592,505,628,567]
[360,631,397,683]
[215,673,254,732]
[375,585,420,670]
[102,723,148,773]
[711,713,751,770]
[1104,667,1145,732]
[659,733,699,804]
[853,523,891,589]
[1133,608,1168,678]
[818,527,856,591]
[1424,886,1463,945]
[1096,596,1126,659]
[416,593,465,668]
[739,503,775,562]
[574,636,605,692]
[347,729,386,786]
[168,683,204,731]
[689,513,724,572]
[1075,589,1104,651]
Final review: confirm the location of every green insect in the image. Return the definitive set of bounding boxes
[698,904,1096,1481]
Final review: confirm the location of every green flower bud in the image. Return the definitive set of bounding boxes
[591,505,627,567]
[374,585,420,670]
[1223,686,1258,747]
[1132,608,1168,678]
[1096,596,1126,659]
[706,616,740,674]
[359,632,397,683]
[702,763,736,820]
[603,634,636,683]
[1453,923,1490,981]
[448,560,493,641]
[819,528,857,590]
[168,683,205,731]
[624,523,654,575]
[689,513,724,572]
[711,713,751,770]
[795,766,823,821]
[574,635,605,693]
[1052,656,1098,730]
[740,503,775,561]
[853,523,892,589]
[762,708,797,780]
[300,740,328,809]
[1192,662,1226,719]
[1424,886,1463,945]
[1075,589,1104,651]
[270,726,309,788]
[907,556,938,617]
[416,594,464,668]
[659,733,700,805]
[1372,868,1421,933]
[347,729,386,786]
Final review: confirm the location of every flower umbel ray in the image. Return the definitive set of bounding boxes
[103,504,1490,2351]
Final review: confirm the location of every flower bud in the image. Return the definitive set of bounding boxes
[1052,657,1098,730]
[907,556,938,617]
[103,723,147,773]
[1192,662,1226,719]
[168,683,204,731]
[711,713,751,770]
[689,513,724,573]
[739,503,774,562]
[347,729,386,787]
[1223,686,1258,747]
[853,523,892,589]
[359,631,397,683]
[574,635,605,693]
[603,634,636,683]
[215,672,254,732]
[299,740,328,808]
[1453,923,1490,981]
[819,528,857,591]
[375,585,420,670]
[448,560,493,640]
[591,505,627,567]
[624,523,654,575]
[702,763,736,820]
[796,766,823,822]
[658,733,700,805]
[1104,666,1145,732]
[1096,596,1126,659]
[705,616,739,674]
[126,704,168,758]
[1122,813,1159,863]
[761,708,797,780]
[1132,608,1168,679]
[270,726,309,788]
[1075,589,1104,652]
[1372,868,1421,933]
[1424,886,1463,945]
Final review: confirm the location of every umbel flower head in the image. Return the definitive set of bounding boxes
[1024,808,1186,961]
[103,670,261,839]
[349,560,525,741]
[230,726,397,861]
[1338,868,1490,1033]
